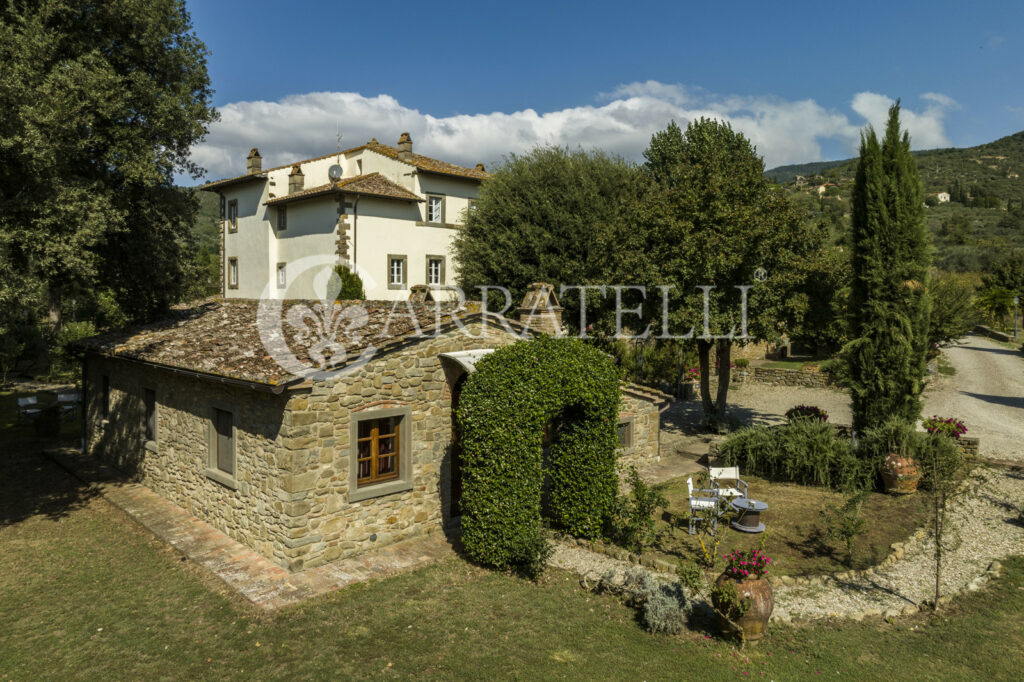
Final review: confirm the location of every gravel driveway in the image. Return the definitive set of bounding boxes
[923,336,1024,461]
[664,334,1024,461]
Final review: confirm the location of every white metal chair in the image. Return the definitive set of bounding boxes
[57,391,81,418]
[17,395,42,423]
[687,476,720,536]
[709,466,749,500]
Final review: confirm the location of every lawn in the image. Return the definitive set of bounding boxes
[2,443,1024,680]
[649,475,930,576]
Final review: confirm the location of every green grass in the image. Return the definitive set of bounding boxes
[1,449,1024,679]
[649,475,930,576]
[937,355,957,376]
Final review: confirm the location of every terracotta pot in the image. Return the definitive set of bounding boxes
[713,573,774,641]
[881,452,921,494]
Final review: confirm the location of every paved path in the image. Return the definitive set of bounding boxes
[45,447,454,610]
[923,336,1024,461]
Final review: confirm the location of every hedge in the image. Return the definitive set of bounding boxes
[456,336,620,573]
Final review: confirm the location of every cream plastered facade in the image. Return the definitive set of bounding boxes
[210,141,483,301]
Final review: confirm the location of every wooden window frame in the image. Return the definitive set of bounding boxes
[277,205,287,231]
[227,199,238,233]
[227,257,239,289]
[142,387,158,452]
[348,406,413,502]
[387,254,407,290]
[426,255,446,286]
[205,403,238,489]
[426,194,445,225]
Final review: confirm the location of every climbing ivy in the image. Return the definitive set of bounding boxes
[456,336,621,574]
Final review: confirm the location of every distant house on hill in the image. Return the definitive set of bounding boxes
[202,134,489,301]
[931,191,951,203]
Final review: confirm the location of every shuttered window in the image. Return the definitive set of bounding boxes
[214,408,234,476]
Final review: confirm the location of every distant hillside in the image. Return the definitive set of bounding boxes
[770,130,1024,273]
[764,159,849,183]
[194,189,220,253]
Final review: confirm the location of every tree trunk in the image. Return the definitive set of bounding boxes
[698,339,714,421]
[48,282,62,332]
[716,339,732,412]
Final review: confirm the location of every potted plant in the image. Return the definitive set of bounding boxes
[681,366,700,401]
[712,548,774,641]
[870,419,922,495]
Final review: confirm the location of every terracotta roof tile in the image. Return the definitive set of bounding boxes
[363,141,491,180]
[202,141,489,190]
[77,299,490,387]
[264,173,422,206]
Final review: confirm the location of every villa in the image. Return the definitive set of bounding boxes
[202,134,488,301]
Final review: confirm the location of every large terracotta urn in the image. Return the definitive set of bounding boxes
[881,452,921,494]
[713,574,774,641]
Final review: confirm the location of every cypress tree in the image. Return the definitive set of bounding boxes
[845,102,931,432]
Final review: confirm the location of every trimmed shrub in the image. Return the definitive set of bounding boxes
[457,336,620,575]
[734,358,750,369]
[332,265,366,300]
[719,420,873,491]
[785,404,828,423]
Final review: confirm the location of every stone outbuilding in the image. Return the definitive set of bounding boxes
[78,291,670,572]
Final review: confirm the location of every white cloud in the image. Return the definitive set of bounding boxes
[190,84,958,179]
[850,91,957,149]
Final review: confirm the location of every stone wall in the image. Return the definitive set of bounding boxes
[618,389,665,470]
[85,324,670,573]
[273,321,521,570]
[84,356,293,564]
[731,366,841,390]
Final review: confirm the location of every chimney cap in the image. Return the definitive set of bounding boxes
[289,164,303,175]
[475,163,485,172]
[247,147,261,158]
[398,132,412,144]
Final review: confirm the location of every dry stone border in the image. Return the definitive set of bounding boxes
[549,467,1024,624]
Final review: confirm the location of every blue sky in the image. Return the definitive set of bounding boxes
[185,0,1024,180]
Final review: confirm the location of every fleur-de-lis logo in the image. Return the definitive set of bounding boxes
[286,301,369,369]
[257,255,380,380]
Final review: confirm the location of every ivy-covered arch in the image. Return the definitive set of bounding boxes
[455,336,621,572]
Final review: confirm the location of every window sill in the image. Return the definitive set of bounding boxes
[204,468,238,490]
[144,440,159,454]
[349,479,413,503]
[415,221,460,229]
[387,283,407,291]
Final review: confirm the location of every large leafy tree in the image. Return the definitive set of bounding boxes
[844,103,931,432]
[452,146,644,328]
[0,0,217,330]
[637,119,823,428]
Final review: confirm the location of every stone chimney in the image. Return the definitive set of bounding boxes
[518,282,563,336]
[397,132,413,162]
[288,164,304,194]
[474,163,485,172]
[409,284,434,304]
[246,148,262,174]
